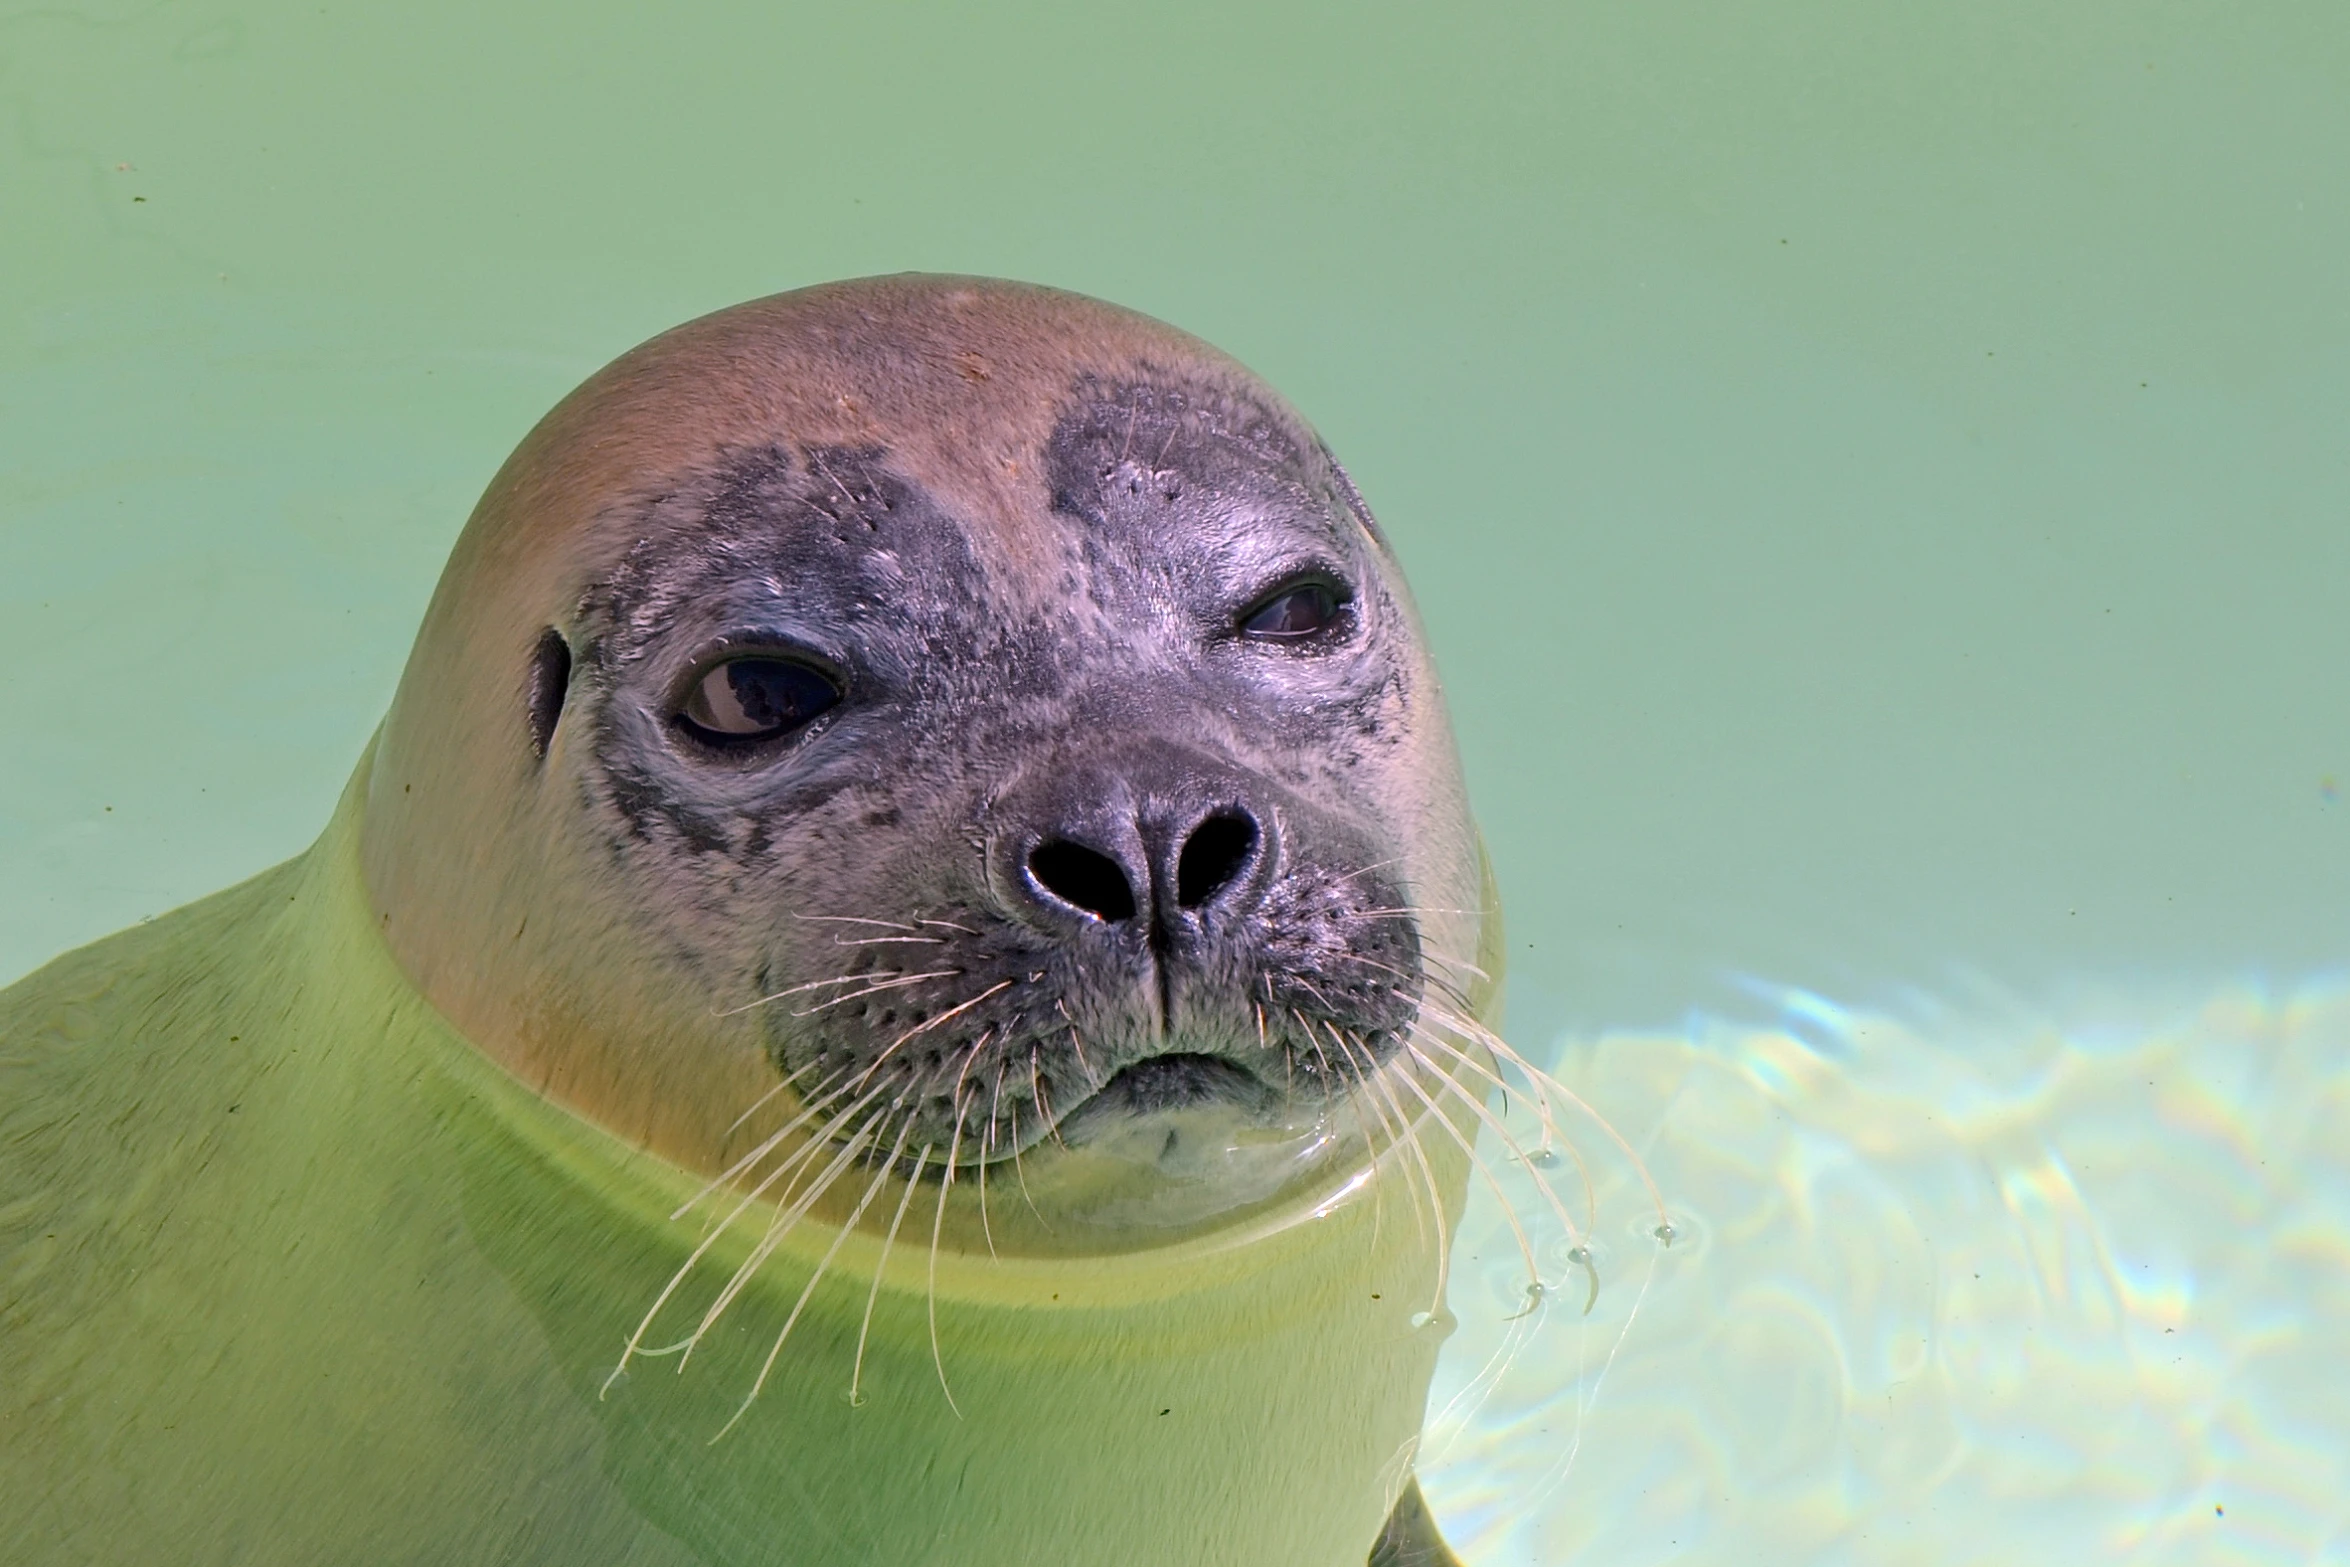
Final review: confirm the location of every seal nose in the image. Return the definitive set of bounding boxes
[1023,805,1263,927]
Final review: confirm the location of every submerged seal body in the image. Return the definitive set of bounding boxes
[0,277,1500,1565]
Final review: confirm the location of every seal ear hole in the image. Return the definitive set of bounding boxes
[526,627,571,760]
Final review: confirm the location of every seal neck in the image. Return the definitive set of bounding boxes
[302,745,1471,1566]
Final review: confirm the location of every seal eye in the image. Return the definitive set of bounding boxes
[677,657,842,744]
[1239,578,1349,641]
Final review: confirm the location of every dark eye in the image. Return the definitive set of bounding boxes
[677,657,842,744]
[1239,578,1349,641]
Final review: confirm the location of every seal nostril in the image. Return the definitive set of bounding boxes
[1176,811,1258,910]
[1028,840,1138,922]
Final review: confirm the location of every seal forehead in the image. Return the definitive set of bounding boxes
[478,276,1327,598]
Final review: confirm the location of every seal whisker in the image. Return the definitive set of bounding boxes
[850,1142,932,1408]
[856,979,1014,1088]
[717,1054,831,1139]
[662,1099,897,1353]
[1313,1022,1396,1249]
[1285,1001,1341,1090]
[1420,949,1496,987]
[714,969,924,1018]
[1029,1046,1067,1151]
[926,1094,971,1417]
[830,934,949,948]
[1416,1004,1669,1238]
[914,918,981,935]
[794,914,923,933]
[1150,412,1181,468]
[1404,1021,1595,1234]
[979,1056,1010,1257]
[685,1106,890,1369]
[1326,854,1406,885]
[1287,975,1378,1056]
[933,1022,990,1147]
[1325,1021,1427,1249]
[1398,980,1567,1119]
[713,1113,914,1442]
[1363,957,1491,1034]
[687,1113,856,1250]
[809,447,860,508]
[1373,1060,1456,1316]
[940,1023,997,1166]
[1298,1012,1405,1249]
[791,969,961,1018]
[1301,1007,1427,1248]
[696,1079,889,1242]
[1053,997,1097,1086]
[1410,1018,1594,1229]
[682,1067,871,1223]
[618,1141,826,1372]
[1335,947,1489,1061]
[1385,1046,1547,1294]
[609,1080,888,1393]
[1332,949,1431,996]
[1320,1020,1452,1310]
[1334,944,1532,1127]
[1402,1034,1588,1257]
[1006,1096,1049,1226]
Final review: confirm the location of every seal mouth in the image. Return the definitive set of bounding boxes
[1035,1050,1344,1225]
[1050,1052,1284,1149]
[1092,1053,1272,1114]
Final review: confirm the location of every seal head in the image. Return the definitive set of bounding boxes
[362,275,1490,1246]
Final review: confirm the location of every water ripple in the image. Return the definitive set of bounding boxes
[1418,975,2350,1565]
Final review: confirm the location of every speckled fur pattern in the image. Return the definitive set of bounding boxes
[561,375,1428,1162]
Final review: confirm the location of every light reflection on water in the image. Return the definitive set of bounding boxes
[1419,977,2350,1565]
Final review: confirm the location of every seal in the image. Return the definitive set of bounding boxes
[1,276,1519,1566]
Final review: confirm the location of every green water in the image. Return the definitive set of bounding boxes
[5,2,2346,1561]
